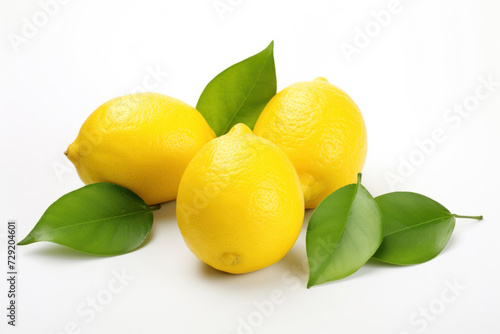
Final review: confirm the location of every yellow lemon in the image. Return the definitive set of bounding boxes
[176,123,304,274]
[66,93,215,205]
[254,77,367,209]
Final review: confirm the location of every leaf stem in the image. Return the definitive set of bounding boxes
[357,173,362,185]
[453,214,483,221]
[148,204,162,211]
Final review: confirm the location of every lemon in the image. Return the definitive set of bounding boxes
[176,123,304,274]
[66,93,215,205]
[254,77,367,209]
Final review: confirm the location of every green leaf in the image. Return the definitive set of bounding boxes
[18,183,157,255]
[372,192,482,265]
[196,41,277,136]
[306,174,383,287]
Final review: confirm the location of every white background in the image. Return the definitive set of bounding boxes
[1,0,499,333]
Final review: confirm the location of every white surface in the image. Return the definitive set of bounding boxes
[1,0,499,333]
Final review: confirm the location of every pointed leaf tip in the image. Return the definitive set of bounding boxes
[17,235,35,246]
[196,42,277,136]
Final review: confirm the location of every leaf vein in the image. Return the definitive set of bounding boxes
[384,215,452,237]
[41,210,149,234]
[221,51,273,134]
[311,182,361,284]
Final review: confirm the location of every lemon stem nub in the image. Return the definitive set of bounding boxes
[148,204,162,211]
[357,173,362,185]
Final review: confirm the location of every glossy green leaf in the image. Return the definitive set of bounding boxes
[372,192,482,265]
[196,41,276,136]
[18,183,156,255]
[306,174,383,287]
